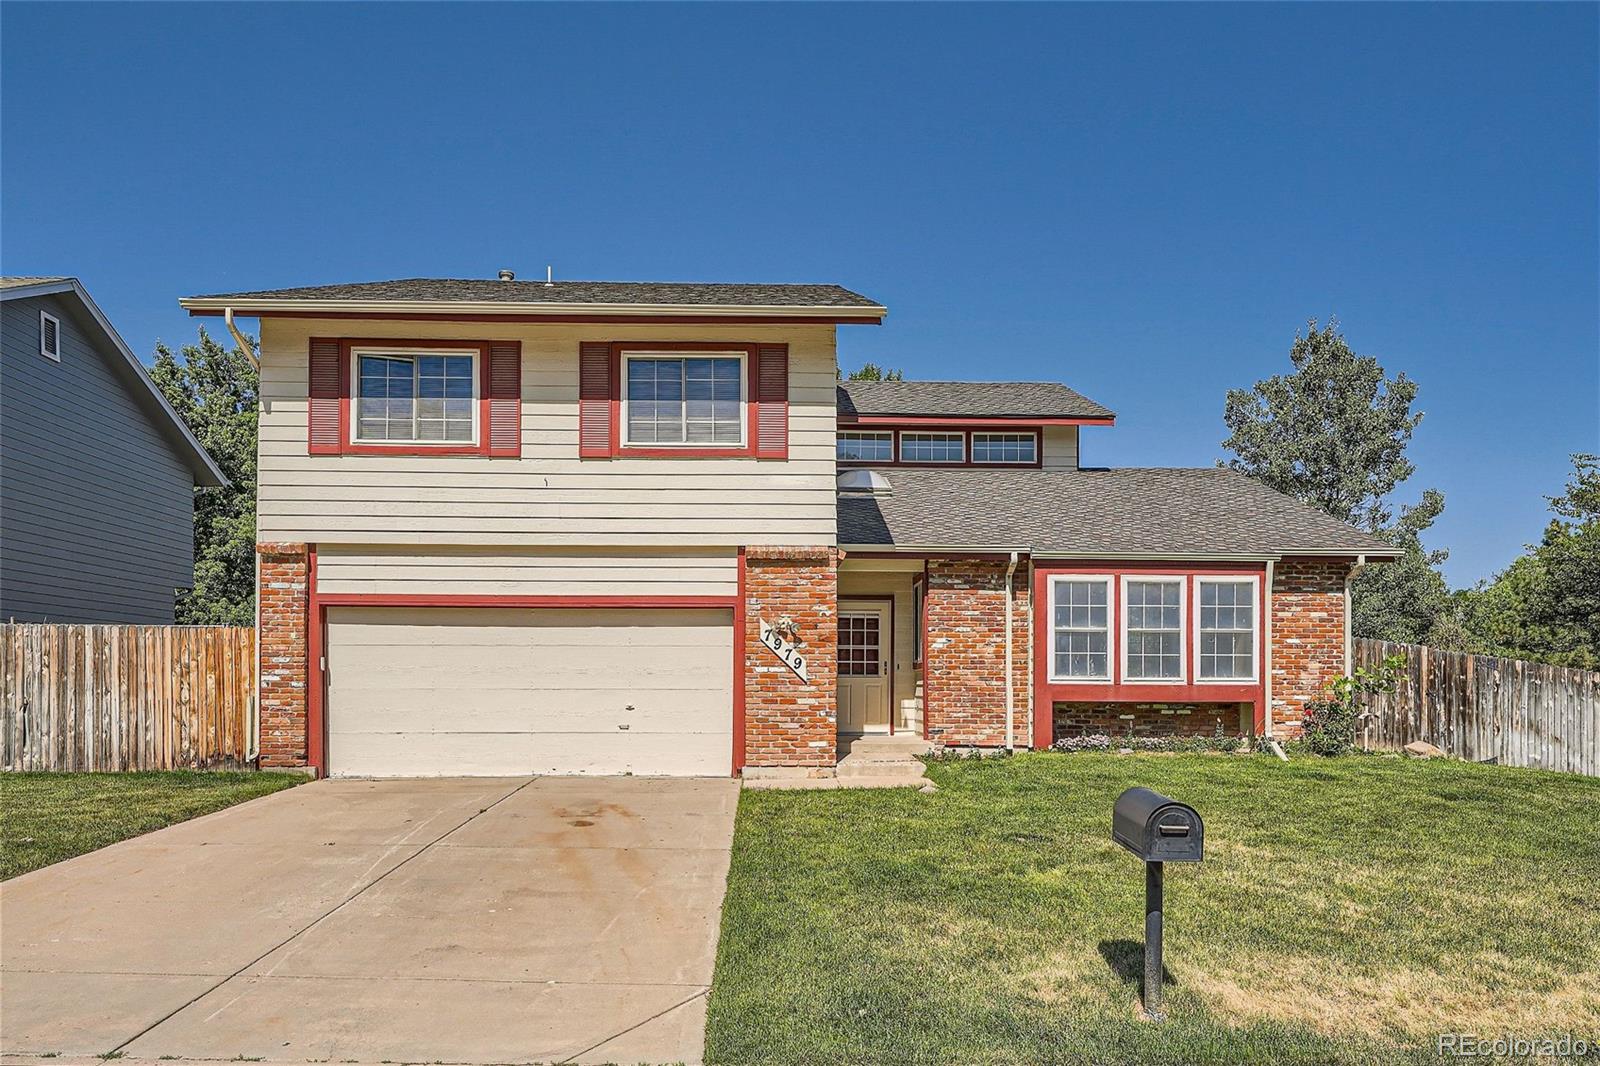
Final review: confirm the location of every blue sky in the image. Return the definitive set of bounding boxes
[3,3,1595,585]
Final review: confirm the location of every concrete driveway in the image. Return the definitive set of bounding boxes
[0,775,738,1065]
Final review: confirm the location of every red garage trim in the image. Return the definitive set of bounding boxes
[1030,560,1267,750]
[306,584,742,779]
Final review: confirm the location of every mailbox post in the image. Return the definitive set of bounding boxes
[1112,787,1204,1020]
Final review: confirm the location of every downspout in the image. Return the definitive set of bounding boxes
[1263,559,1275,740]
[229,307,260,761]
[1004,551,1018,751]
[1344,555,1366,677]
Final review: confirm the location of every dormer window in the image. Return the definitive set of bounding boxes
[899,432,965,463]
[838,431,893,462]
[972,432,1037,464]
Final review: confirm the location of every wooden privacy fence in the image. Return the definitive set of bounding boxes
[1,624,255,771]
[1356,638,1599,777]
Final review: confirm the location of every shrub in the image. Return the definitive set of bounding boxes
[1300,699,1362,756]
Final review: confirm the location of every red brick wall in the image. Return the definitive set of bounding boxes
[257,542,309,768]
[1271,557,1352,736]
[743,547,838,767]
[1053,701,1248,739]
[925,558,1031,747]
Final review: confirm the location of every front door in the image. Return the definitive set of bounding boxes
[838,604,891,734]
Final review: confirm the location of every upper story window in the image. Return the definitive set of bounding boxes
[1197,578,1257,680]
[1051,577,1111,680]
[899,431,964,463]
[40,311,61,361]
[354,349,477,444]
[624,353,745,446]
[1123,578,1184,681]
[838,431,893,462]
[972,432,1037,464]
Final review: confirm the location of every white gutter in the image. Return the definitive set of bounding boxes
[1263,559,1275,739]
[179,296,887,320]
[840,545,1403,562]
[224,308,260,369]
[1344,554,1366,677]
[1004,551,1018,752]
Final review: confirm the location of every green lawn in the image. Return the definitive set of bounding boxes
[706,753,1600,1065]
[0,770,305,879]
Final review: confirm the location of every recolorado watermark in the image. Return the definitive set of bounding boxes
[1438,1033,1593,1059]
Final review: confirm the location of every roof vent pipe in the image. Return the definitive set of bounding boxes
[545,265,554,288]
[498,270,516,282]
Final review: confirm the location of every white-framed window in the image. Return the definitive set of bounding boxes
[1050,576,1113,681]
[1196,576,1259,682]
[622,351,746,446]
[899,431,965,463]
[353,348,478,444]
[838,431,894,462]
[972,432,1037,464]
[1123,577,1185,682]
[40,311,60,361]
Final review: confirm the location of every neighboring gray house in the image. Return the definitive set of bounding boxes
[1,277,226,623]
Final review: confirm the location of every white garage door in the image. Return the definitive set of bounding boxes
[325,607,733,777]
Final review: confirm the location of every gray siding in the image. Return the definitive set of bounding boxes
[0,293,194,623]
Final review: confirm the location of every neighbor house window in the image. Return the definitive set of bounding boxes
[899,432,964,463]
[838,431,893,462]
[1051,577,1111,680]
[355,349,477,443]
[1123,578,1184,681]
[972,432,1037,464]
[624,353,744,445]
[40,311,60,361]
[1197,578,1257,680]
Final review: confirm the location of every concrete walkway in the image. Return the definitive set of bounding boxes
[0,775,738,1065]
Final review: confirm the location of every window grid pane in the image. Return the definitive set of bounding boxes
[1199,580,1255,679]
[899,432,964,463]
[357,353,473,443]
[838,614,882,677]
[838,432,894,462]
[1053,579,1109,678]
[972,433,1037,464]
[627,356,742,445]
[1125,580,1182,680]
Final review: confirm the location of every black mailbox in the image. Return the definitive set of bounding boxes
[1113,787,1204,863]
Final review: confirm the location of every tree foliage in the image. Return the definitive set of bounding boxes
[841,362,904,381]
[1223,320,1422,531]
[1349,489,1462,646]
[1456,454,1600,668]
[149,328,258,625]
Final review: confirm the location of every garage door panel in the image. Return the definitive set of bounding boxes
[326,607,733,777]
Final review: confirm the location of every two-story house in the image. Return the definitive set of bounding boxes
[179,276,1396,778]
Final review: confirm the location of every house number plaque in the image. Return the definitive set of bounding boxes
[758,619,810,682]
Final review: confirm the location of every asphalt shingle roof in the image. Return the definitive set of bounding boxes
[837,380,1114,420]
[186,278,883,308]
[0,276,70,290]
[837,466,1398,556]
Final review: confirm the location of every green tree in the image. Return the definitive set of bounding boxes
[1222,319,1422,531]
[1223,319,1451,643]
[841,362,904,382]
[1458,454,1600,668]
[149,328,258,625]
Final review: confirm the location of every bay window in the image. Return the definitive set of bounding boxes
[1123,578,1184,681]
[1198,578,1258,680]
[1051,577,1111,680]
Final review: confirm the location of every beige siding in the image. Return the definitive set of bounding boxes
[1041,426,1079,470]
[325,606,733,777]
[259,319,838,547]
[316,545,737,597]
[838,563,924,734]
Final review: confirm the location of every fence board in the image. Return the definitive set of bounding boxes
[0,624,255,772]
[1357,638,1600,777]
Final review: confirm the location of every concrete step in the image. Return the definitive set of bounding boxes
[744,775,935,792]
[839,735,932,757]
[836,757,927,780]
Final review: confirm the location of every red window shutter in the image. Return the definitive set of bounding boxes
[754,343,789,459]
[307,338,343,455]
[486,342,522,457]
[579,341,614,457]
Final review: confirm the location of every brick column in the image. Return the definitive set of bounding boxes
[742,547,838,768]
[925,557,1031,747]
[257,542,309,768]
[1270,557,1352,736]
